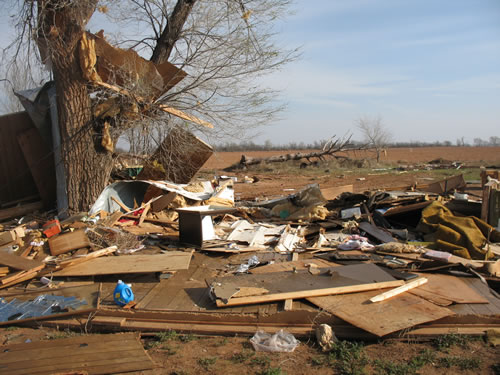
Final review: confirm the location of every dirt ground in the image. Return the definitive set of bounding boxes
[0,326,498,374]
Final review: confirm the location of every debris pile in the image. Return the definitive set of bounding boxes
[0,169,498,345]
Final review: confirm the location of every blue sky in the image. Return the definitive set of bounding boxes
[264,0,500,144]
[1,0,499,144]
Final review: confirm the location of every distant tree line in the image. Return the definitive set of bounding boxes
[215,137,500,152]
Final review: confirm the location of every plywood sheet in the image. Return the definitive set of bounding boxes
[0,332,153,375]
[409,273,489,304]
[250,258,339,274]
[53,251,193,276]
[308,289,454,337]
[211,263,402,307]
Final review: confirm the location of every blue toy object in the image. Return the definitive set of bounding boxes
[113,280,134,306]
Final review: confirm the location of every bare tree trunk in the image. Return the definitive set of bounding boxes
[37,0,111,212]
[53,54,113,212]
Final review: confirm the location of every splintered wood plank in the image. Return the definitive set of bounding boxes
[308,290,454,337]
[0,250,44,271]
[0,332,153,375]
[409,273,489,304]
[52,251,193,276]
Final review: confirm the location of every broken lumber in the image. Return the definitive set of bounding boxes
[369,277,428,303]
[58,246,118,269]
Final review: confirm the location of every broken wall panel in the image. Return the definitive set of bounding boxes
[17,127,57,208]
[138,126,214,183]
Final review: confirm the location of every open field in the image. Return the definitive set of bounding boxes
[200,146,500,201]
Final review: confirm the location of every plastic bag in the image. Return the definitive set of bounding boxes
[250,329,299,352]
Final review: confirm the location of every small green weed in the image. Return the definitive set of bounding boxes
[373,348,435,375]
[257,367,286,375]
[45,329,79,340]
[198,357,217,370]
[230,350,254,363]
[251,355,271,368]
[311,356,326,367]
[156,330,179,342]
[373,359,416,375]
[327,340,368,375]
[432,334,478,351]
[436,356,480,370]
[5,326,19,331]
[179,333,197,342]
[215,337,228,347]
[408,348,436,368]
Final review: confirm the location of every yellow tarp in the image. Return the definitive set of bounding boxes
[417,201,500,260]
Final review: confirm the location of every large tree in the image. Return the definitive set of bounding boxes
[5,0,296,212]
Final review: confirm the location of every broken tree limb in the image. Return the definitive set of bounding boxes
[223,136,365,171]
[93,81,213,128]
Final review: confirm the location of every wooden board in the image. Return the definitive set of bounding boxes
[409,273,489,304]
[52,251,193,276]
[0,332,153,375]
[0,251,44,271]
[308,289,454,337]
